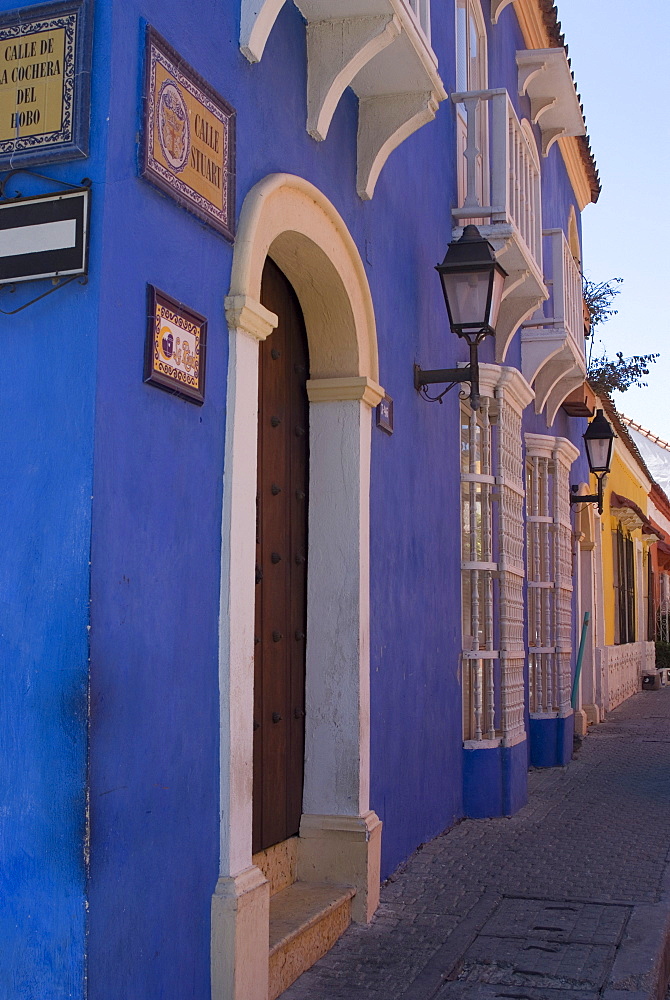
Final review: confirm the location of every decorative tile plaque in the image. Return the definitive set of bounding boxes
[142,27,235,241]
[0,0,92,168]
[145,286,207,405]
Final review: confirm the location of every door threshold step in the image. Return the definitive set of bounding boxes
[269,881,355,999]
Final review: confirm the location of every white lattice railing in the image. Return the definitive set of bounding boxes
[526,440,575,717]
[544,228,584,359]
[451,88,542,270]
[403,0,431,39]
[461,379,528,748]
[496,387,527,745]
[597,641,654,713]
[461,398,498,744]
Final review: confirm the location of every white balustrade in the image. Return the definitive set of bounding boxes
[461,384,527,747]
[544,228,584,359]
[597,641,654,713]
[451,88,542,270]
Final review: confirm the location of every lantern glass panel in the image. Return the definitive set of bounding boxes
[489,266,505,330]
[585,436,611,474]
[441,270,491,330]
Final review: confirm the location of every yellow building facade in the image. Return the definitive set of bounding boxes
[580,398,656,724]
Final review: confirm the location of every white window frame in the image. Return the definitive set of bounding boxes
[525,435,579,717]
[460,366,533,749]
[455,0,489,214]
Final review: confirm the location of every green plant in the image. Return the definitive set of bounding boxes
[588,351,659,395]
[583,275,660,394]
[583,275,622,339]
[655,640,670,671]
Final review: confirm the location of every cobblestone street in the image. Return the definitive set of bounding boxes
[283,688,670,1000]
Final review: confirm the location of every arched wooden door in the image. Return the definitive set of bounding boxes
[253,257,309,854]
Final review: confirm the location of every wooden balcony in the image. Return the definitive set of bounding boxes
[451,88,548,364]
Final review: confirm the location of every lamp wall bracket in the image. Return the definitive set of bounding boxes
[414,364,472,404]
[569,478,605,517]
[0,274,88,315]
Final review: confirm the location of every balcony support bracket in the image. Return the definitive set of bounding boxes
[517,49,586,158]
[240,0,447,198]
[305,14,401,141]
[545,371,585,426]
[357,90,439,200]
[241,0,288,63]
[491,0,515,24]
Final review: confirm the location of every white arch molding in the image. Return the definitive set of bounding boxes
[212,174,384,1000]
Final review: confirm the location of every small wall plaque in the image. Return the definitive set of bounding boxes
[142,27,235,241]
[0,0,92,168]
[145,286,207,405]
[376,393,393,434]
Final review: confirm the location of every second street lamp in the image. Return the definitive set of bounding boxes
[415,224,507,411]
[570,408,615,515]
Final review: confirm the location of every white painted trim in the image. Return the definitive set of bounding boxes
[502,730,527,748]
[568,205,581,267]
[307,375,384,405]
[229,173,379,383]
[211,866,269,1000]
[224,295,277,342]
[303,396,373,818]
[215,174,382,999]
[298,811,382,922]
[525,432,580,466]
[599,410,653,494]
[496,365,535,413]
[218,322,266,881]
[465,363,534,414]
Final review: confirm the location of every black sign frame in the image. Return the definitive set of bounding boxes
[0,186,90,284]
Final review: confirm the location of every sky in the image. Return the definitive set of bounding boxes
[554,0,670,440]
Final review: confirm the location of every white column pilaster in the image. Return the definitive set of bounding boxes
[212,296,277,1000]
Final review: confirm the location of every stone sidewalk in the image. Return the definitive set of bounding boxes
[283,687,670,1000]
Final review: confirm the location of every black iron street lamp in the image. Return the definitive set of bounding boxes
[570,408,615,515]
[414,225,507,410]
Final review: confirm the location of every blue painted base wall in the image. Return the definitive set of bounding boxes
[463,740,528,818]
[529,714,575,768]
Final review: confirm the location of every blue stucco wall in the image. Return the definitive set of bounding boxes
[77,3,466,979]
[1,0,595,995]
[0,0,113,995]
[85,3,471,961]
[463,739,528,818]
[530,714,575,768]
[86,7,235,999]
